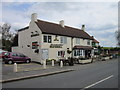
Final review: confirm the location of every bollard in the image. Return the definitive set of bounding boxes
[43,60,46,69]
[14,63,17,72]
[60,61,63,68]
[52,60,54,66]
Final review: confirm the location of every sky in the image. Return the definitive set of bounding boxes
[1,0,119,47]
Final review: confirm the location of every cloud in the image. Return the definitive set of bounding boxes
[1,2,118,47]
[1,0,119,2]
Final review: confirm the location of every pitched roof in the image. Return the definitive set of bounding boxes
[18,19,93,40]
[35,20,93,40]
[93,39,99,43]
[18,26,29,32]
[73,45,93,50]
[91,37,99,43]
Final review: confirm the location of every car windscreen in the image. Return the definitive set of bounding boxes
[4,52,10,56]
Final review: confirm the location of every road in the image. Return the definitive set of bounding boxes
[2,59,118,89]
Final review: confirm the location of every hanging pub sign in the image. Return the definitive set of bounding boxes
[32,42,39,49]
[50,44,63,48]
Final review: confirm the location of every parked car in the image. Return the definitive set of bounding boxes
[0,49,7,59]
[3,52,31,64]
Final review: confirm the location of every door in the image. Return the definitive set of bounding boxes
[42,49,49,60]
[18,53,26,62]
[11,53,20,62]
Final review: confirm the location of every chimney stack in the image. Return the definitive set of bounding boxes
[81,24,85,31]
[59,20,65,27]
[31,13,37,22]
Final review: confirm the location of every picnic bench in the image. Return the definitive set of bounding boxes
[58,57,74,66]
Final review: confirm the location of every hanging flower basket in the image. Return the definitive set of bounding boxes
[67,50,72,54]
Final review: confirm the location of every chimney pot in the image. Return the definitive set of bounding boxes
[81,24,85,31]
[59,20,64,27]
[31,13,37,22]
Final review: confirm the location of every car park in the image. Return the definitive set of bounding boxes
[3,52,31,64]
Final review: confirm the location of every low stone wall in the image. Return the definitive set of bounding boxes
[79,59,92,64]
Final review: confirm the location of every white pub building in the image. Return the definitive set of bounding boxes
[12,13,99,64]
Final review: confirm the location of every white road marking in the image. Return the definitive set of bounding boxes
[84,75,114,89]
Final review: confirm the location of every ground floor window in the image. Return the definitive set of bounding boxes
[74,49,83,56]
[58,51,65,57]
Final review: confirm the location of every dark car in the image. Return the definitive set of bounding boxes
[3,52,31,64]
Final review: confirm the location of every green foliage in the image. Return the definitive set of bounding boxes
[67,50,72,54]
[102,47,120,51]
[2,39,12,51]
[12,34,18,46]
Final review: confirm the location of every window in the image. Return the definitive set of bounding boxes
[60,36,67,44]
[87,40,90,45]
[74,50,77,56]
[58,51,65,57]
[48,36,52,43]
[12,53,18,57]
[18,53,26,57]
[44,35,47,43]
[43,35,52,43]
[64,37,67,44]
[60,37,63,44]
[74,49,82,56]
[76,38,80,44]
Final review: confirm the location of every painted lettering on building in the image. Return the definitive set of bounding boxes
[50,44,63,48]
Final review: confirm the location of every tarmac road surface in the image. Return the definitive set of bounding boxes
[2,59,119,89]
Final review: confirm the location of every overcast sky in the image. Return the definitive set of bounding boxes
[1,1,118,47]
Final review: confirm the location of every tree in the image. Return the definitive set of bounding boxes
[0,23,16,51]
[12,34,18,46]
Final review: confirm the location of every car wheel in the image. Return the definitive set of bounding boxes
[26,60,30,63]
[8,60,13,64]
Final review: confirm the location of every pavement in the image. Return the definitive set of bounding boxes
[2,62,75,83]
[1,58,118,84]
[2,58,118,88]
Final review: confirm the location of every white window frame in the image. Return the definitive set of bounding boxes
[60,36,67,44]
[58,51,65,57]
[87,40,90,45]
[74,49,83,56]
[43,35,52,43]
[76,38,80,44]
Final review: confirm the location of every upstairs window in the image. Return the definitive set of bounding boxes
[44,35,47,43]
[48,36,52,43]
[76,38,80,44]
[87,40,90,45]
[60,36,67,44]
[43,35,52,43]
